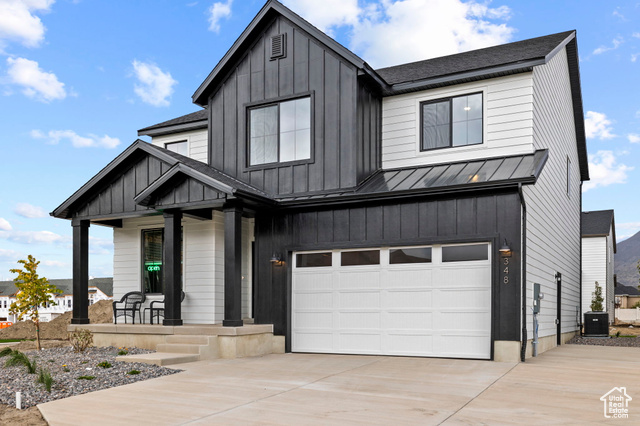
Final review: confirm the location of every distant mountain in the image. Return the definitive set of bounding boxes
[615,231,640,288]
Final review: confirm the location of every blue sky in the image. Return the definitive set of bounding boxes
[0,0,638,279]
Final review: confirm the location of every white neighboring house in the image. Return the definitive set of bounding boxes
[581,210,616,323]
[0,278,113,324]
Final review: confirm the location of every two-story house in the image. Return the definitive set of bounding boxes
[581,210,616,323]
[52,0,588,362]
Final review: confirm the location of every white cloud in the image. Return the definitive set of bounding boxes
[628,134,640,143]
[0,218,12,231]
[355,0,514,67]
[617,222,640,230]
[592,37,623,55]
[583,150,633,192]
[31,129,120,148]
[5,57,66,102]
[132,60,177,107]
[633,32,640,39]
[584,111,615,140]
[632,53,640,63]
[0,230,68,244]
[89,236,114,256]
[0,248,22,260]
[0,0,54,51]
[42,260,67,267]
[612,8,625,21]
[14,203,47,218]
[282,0,360,33]
[208,0,233,33]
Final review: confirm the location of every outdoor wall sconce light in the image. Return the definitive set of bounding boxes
[499,239,512,256]
[270,253,283,265]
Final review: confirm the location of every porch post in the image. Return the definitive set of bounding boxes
[223,202,243,327]
[71,218,90,324]
[163,211,183,326]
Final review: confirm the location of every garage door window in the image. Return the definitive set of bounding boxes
[442,244,488,262]
[389,247,432,264]
[296,252,332,267]
[341,250,380,266]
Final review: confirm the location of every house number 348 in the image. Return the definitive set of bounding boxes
[503,258,509,284]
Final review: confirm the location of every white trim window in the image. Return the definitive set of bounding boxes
[165,140,188,156]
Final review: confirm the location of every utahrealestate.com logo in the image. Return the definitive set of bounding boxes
[600,387,632,419]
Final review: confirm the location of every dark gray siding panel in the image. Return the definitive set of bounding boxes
[254,191,522,344]
[356,80,382,184]
[207,16,361,197]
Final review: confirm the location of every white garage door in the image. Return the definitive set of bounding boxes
[292,244,492,359]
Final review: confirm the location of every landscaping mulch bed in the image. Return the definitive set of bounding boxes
[567,335,640,347]
[0,346,181,409]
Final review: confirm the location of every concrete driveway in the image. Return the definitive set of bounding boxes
[39,345,640,425]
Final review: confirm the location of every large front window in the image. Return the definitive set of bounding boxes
[142,229,163,294]
[421,93,483,151]
[249,97,311,166]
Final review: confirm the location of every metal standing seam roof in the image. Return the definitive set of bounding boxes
[276,150,548,203]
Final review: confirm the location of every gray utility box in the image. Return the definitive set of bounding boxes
[583,312,609,337]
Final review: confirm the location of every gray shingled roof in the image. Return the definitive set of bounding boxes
[0,278,112,297]
[138,109,207,134]
[582,210,615,237]
[615,284,640,296]
[376,31,574,85]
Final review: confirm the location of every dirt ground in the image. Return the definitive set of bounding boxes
[0,404,47,426]
[610,324,640,336]
[0,300,113,342]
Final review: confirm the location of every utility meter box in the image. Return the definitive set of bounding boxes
[533,283,543,314]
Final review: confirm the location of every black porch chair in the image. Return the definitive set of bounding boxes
[112,291,146,324]
[146,291,186,325]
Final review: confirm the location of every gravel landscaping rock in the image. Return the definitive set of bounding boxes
[0,346,181,409]
[567,335,640,347]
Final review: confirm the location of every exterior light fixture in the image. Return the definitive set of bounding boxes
[499,239,511,256]
[270,253,282,265]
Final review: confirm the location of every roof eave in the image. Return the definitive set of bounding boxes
[138,120,208,137]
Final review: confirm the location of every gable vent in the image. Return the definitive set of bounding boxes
[270,33,286,60]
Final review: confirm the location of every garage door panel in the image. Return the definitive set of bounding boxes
[338,311,381,329]
[386,333,433,355]
[338,291,380,309]
[435,289,490,309]
[439,311,491,330]
[387,269,433,288]
[295,271,334,291]
[338,271,380,289]
[294,311,333,329]
[385,290,432,309]
[294,332,333,352]
[295,292,333,309]
[386,311,433,330]
[440,335,490,358]
[339,333,381,353]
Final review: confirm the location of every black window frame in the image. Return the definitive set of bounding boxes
[420,92,484,152]
[140,228,183,295]
[245,92,315,171]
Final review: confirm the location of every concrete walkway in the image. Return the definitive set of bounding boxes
[38,345,640,425]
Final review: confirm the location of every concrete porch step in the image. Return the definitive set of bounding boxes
[165,335,210,345]
[116,352,199,366]
[156,343,202,354]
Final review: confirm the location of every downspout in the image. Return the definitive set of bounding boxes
[518,183,528,362]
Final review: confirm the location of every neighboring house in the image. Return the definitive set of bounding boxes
[0,278,112,323]
[581,210,616,323]
[615,284,640,309]
[52,1,588,362]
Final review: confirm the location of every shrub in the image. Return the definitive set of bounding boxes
[4,350,37,374]
[37,368,55,392]
[616,331,621,338]
[127,370,141,375]
[70,328,93,353]
[117,349,128,356]
[0,347,14,357]
[97,361,112,369]
[591,282,604,312]
[76,375,95,380]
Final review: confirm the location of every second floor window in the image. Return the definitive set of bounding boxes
[165,141,188,156]
[249,97,311,166]
[421,92,483,151]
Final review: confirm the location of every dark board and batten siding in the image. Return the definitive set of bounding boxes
[357,81,382,184]
[209,15,375,196]
[253,192,522,346]
[154,176,225,207]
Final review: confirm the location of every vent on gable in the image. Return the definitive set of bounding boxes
[270,33,286,60]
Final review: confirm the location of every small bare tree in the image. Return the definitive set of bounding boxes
[9,255,61,350]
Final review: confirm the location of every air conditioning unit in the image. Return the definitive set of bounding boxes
[583,311,609,337]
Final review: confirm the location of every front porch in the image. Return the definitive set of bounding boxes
[68,323,285,365]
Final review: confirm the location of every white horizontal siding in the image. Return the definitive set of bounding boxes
[525,47,581,341]
[581,237,606,317]
[151,129,208,164]
[381,73,534,169]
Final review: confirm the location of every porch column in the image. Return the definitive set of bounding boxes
[223,203,243,327]
[71,218,90,324]
[163,211,183,326]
